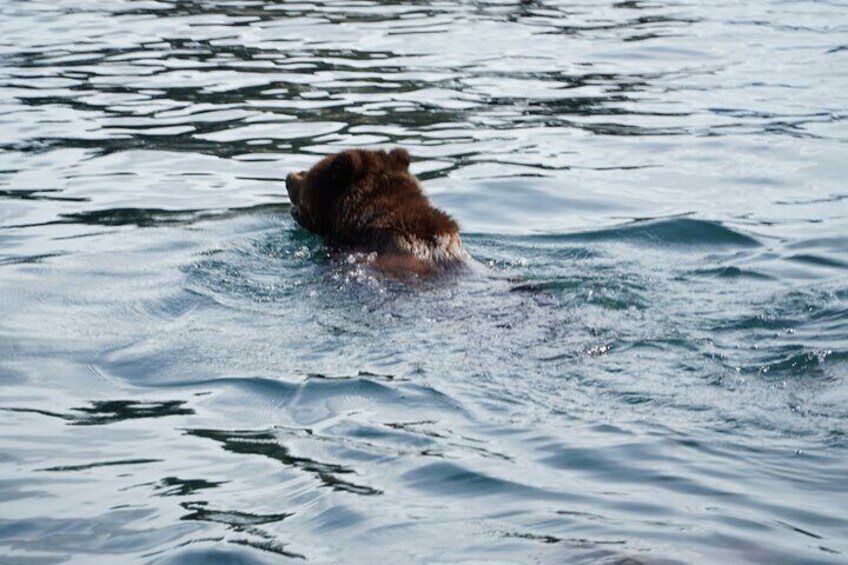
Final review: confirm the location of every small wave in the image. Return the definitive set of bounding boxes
[561,217,761,248]
[787,254,848,270]
[746,348,844,379]
[402,461,574,501]
[149,548,282,565]
[685,266,775,280]
[512,274,649,311]
[156,374,460,420]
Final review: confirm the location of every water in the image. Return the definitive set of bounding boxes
[1,0,847,563]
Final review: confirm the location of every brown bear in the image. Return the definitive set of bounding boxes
[285,148,472,276]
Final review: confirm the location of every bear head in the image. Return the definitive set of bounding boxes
[285,147,412,241]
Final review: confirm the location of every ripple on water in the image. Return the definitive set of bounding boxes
[1,0,848,563]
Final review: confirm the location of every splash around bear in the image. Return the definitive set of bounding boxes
[286,148,472,276]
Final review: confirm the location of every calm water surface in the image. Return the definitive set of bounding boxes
[1,1,847,563]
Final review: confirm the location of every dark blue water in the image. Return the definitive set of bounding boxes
[1,1,847,563]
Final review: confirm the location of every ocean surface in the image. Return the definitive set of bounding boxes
[1,1,847,563]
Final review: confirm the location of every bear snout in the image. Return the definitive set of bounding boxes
[285,171,303,201]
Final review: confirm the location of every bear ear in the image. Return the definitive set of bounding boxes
[329,150,363,184]
[387,148,411,171]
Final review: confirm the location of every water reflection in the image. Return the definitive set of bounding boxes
[187,428,383,496]
[180,501,304,559]
[6,0,838,167]
[4,399,194,425]
[0,189,88,202]
[155,476,227,497]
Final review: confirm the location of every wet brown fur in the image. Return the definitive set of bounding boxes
[286,148,470,276]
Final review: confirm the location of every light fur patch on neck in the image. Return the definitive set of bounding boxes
[396,232,470,266]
